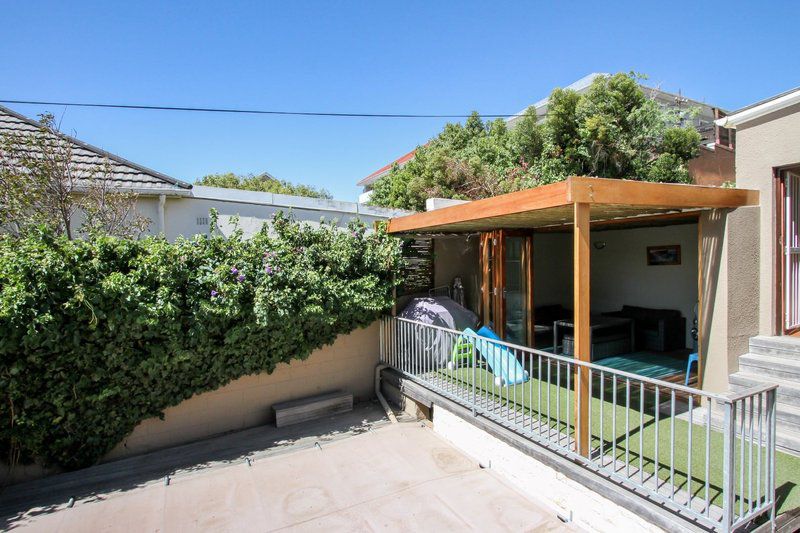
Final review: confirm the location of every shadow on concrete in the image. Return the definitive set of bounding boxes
[0,402,389,530]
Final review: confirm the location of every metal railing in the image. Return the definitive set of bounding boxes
[379,316,777,532]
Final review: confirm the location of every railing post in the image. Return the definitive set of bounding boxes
[379,317,385,364]
[721,399,736,533]
[471,340,477,416]
[767,389,777,531]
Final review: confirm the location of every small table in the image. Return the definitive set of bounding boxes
[553,316,635,358]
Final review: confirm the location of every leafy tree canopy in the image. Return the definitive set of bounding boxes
[196,172,332,199]
[369,73,701,211]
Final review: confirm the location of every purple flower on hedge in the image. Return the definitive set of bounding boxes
[237,274,245,282]
[230,266,239,275]
[265,265,273,275]
[210,290,218,298]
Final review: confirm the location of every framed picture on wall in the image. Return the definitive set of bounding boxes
[647,245,681,266]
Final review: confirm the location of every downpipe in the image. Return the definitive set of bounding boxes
[375,364,397,424]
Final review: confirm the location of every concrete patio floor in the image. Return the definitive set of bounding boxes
[3,405,570,532]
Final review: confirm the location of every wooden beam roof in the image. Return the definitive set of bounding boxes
[386,176,758,234]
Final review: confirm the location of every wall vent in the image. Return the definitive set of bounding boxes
[196,216,209,226]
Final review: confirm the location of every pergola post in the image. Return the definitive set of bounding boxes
[573,202,591,457]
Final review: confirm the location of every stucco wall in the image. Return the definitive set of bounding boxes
[104,322,380,460]
[699,208,760,394]
[734,102,800,335]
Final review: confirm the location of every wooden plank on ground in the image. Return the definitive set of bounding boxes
[273,391,353,428]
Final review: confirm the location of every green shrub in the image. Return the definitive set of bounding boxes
[0,213,402,470]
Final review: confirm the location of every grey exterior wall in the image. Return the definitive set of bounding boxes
[734,102,800,335]
[699,208,760,393]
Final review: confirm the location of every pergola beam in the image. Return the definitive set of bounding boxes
[386,176,758,235]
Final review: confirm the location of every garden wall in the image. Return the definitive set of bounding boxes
[106,322,380,459]
[2,323,379,484]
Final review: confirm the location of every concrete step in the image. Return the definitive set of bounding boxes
[776,403,800,433]
[729,372,800,408]
[708,389,800,430]
[726,374,800,456]
[749,335,800,359]
[776,426,800,457]
[739,352,800,380]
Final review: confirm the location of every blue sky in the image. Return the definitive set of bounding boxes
[1,1,798,201]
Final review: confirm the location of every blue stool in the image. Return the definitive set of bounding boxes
[685,352,699,386]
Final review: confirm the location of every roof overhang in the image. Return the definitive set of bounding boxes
[387,176,759,234]
[715,87,800,129]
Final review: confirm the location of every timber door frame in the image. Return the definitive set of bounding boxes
[479,230,534,344]
[776,166,800,336]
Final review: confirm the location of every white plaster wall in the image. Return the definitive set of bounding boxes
[591,224,698,347]
[161,196,394,241]
[734,102,800,334]
[433,406,663,533]
[534,226,698,347]
[134,196,162,236]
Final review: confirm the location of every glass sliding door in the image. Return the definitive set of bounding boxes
[479,231,533,345]
[504,236,528,345]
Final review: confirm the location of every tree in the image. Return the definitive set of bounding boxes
[196,172,332,199]
[0,113,150,239]
[369,72,702,210]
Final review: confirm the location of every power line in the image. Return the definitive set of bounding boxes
[0,99,523,119]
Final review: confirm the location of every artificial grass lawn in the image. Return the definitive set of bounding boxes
[438,365,800,517]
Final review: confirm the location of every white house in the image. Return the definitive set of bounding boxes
[0,104,409,239]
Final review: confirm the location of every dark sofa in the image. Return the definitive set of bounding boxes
[602,305,685,352]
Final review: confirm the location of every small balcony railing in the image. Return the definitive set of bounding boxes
[379,316,777,532]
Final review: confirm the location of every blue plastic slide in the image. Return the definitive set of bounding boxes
[460,326,529,386]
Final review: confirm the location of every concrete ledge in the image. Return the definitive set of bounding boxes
[382,368,714,533]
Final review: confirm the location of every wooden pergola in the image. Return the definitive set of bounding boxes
[387,176,758,456]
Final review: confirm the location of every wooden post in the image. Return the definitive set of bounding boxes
[524,235,535,347]
[494,230,506,336]
[573,202,591,456]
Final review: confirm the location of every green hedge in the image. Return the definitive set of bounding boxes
[0,213,402,470]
